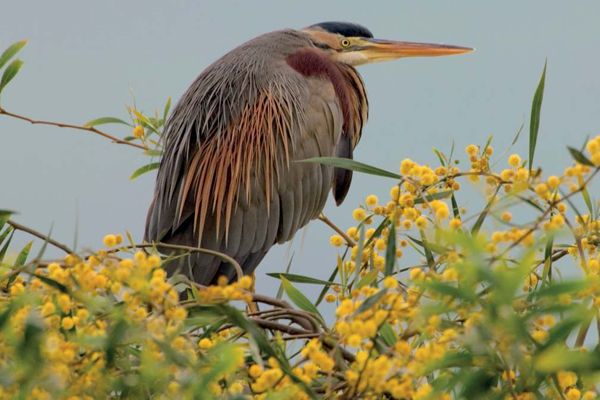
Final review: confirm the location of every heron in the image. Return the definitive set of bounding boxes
[145,22,472,286]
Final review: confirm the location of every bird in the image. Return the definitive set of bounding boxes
[145,21,472,286]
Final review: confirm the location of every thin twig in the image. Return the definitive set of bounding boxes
[7,219,73,254]
[0,106,147,150]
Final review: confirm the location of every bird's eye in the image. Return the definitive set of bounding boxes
[340,39,351,48]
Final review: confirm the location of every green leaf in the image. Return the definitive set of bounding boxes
[529,60,546,171]
[267,272,336,286]
[413,190,453,205]
[0,40,27,71]
[105,318,128,367]
[163,96,172,123]
[129,162,159,180]
[471,185,501,235]
[300,157,403,179]
[534,346,600,373]
[143,149,163,157]
[537,280,592,298]
[14,241,32,267]
[355,289,387,315]
[378,322,398,347]
[0,226,12,248]
[568,146,595,167]
[357,269,379,289]
[578,175,594,216]
[385,224,396,276]
[0,210,12,232]
[280,276,323,320]
[0,58,24,95]
[315,266,339,307]
[364,217,390,248]
[0,230,14,263]
[83,117,132,127]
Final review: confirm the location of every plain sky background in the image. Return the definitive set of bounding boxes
[2,1,599,305]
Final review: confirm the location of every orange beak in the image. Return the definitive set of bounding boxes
[361,38,474,61]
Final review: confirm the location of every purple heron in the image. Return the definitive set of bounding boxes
[145,22,472,285]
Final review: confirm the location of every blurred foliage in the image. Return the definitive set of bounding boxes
[2,40,600,400]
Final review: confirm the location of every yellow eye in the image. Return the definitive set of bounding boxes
[340,39,351,48]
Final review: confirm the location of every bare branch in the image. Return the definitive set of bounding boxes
[0,106,147,150]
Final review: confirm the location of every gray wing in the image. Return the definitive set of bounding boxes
[145,76,344,286]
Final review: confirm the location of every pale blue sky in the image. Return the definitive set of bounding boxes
[2,1,599,302]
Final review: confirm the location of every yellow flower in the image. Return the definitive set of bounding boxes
[41,302,55,317]
[329,235,344,247]
[567,388,582,400]
[249,364,263,378]
[366,195,378,206]
[325,293,336,303]
[436,205,450,220]
[415,216,428,229]
[61,317,75,330]
[133,125,145,138]
[352,208,366,221]
[466,144,478,156]
[383,276,398,289]
[103,234,117,247]
[508,154,521,167]
[501,212,512,222]
[198,338,213,349]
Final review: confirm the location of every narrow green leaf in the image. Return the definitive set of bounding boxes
[355,289,387,315]
[364,217,390,248]
[143,149,163,157]
[529,60,547,171]
[471,185,501,235]
[451,194,460,219]
[280,276,323,320]
[129,162,160,180]
[0,58,24,94]
[406,235,449,255]
[0,40,27,70]
[0,226,12,248]
[0,230,14,263]
[276,254,294,300]
[568,146,595,167]
[0,210,12,232]
[83,117,131,127]
[385,223,396,276]
[537,280,592,298]
[14,241,32,267]
[578,176,594,222]
[378,322,398,346]
[300,157,403,180]
[105,318,128,367]
[357,269,379,289]
[414,190,453,205]
[163,96,172,123]
[268,272,335,286]
[432,148,446,166]
[315,266,339,307]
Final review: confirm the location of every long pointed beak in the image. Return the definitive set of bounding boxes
[363,38,474,60]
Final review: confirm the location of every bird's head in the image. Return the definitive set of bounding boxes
[301,21,473,66]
